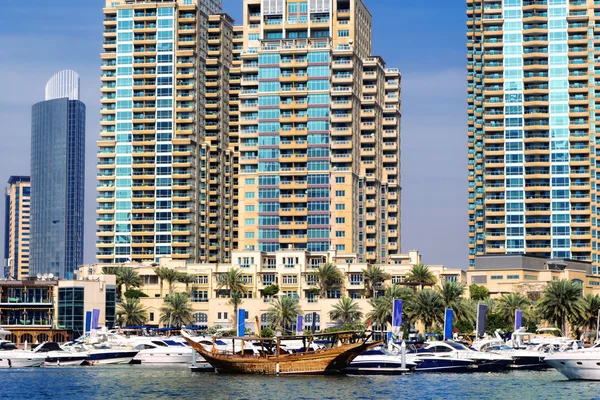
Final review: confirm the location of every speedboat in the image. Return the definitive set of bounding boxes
[32,342,89,366]
[544,347,600,380]
[472,333,550,370]
[420,341,512,372]
[0,340,46,368]
[345,345,419,375]
[133,339,194,364]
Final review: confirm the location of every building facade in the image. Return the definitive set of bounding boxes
[31,71,86,279]
[468,254,600,298]
[4,176,31,280]
[467,1,599,270]
[235,0,402,264]
[99,0,401,266]
[81,250,463,330]
[0,275,116,343]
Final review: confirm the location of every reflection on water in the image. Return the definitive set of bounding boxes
[2,365,598,400]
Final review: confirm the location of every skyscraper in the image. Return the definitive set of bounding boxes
[3,176,31,279]
[235,0,402,264]
[99,0,401,266]
[31,70,86,279]
[467,1,596,270]
[99,0,226,264]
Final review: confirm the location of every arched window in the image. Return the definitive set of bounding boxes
[193,312,208,329]
[304,313,320,331]
[52,333,65,343]
[260,313,270,329]
[20,333,33,344]
[572,279,584,297]
[37,333,49,343]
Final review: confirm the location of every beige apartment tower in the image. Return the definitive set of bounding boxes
[467,1,600,273]
[99,0,401,265]
[3,176,31,279]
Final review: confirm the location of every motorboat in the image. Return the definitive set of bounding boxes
[32,342,89,366]
[420,341,513,372]
[132,339,194,364]
[472,333,550,370]
[0,341,46,368]
[0,329,45,368]
[345,345,419,375]
[544,347,600,380]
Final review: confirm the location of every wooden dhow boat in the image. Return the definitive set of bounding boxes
[182,330,381,375]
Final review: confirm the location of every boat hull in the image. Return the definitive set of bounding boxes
[185,336,380,375]
[0,356,45,368]
[414,358,474,373]
[471,358,513,372]
[134,350,194,364]
[87,350,138,365]
[44,356,88,367]
[545,357,600,380]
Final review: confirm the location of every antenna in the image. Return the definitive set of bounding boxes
[42,274,48,280]
[48,273,54,280]
[36,273,42,280]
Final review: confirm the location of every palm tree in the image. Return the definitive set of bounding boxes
[267,296,303,332]
[315,263,343,299]
[177,273,196,295]
[537,280,585,334]
[364,286,414,334]
[385,284,415,302]
[162,268,181,296]
[228,291,244,332]
[437,280,474,323]
[159,292,194,328]
[405,264,437,290]
[117,298,148,327]
[329,297,363,325]
[102,266,121,276]
[362,265,391,298]
[217,268,248,330]
[153,267,166,297]
[117,268,142,298]
[579,294,600,330]
[496,293,530,327]
[407,289,444,333]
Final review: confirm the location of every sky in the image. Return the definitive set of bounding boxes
[0,0,467,269]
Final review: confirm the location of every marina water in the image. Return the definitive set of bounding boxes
[2,366,600,400]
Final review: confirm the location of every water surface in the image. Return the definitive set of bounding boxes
[3,365,600,400]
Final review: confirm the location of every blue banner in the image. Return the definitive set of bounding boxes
[476,303,487,338]
[92,309,100,330]
[392,299,403,338]
[515,310,523,330]
[443,309,454,341]
[237,308,246,337]
[296,315,303,335]
[85,311,92,334]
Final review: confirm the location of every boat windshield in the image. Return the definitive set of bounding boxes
[445,342,469,351]
[489,345,512,351]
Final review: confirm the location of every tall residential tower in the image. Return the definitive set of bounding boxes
[467,1,598,270]
[235,0,402,264]
[3,176,31,279]
[31,71,86,279]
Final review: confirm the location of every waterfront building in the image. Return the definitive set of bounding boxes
[81,249,461,330]
[99,0,402,267]
[467,1,598,270]
[3,176,31,280]
[468,254,600,298]
[31,70,86,279]
[235,0,402,264]
[99,0,232,265]
[0,275,116,343]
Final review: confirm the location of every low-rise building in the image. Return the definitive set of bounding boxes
[468,255,600,299]
[81,250,462,331]
[0,275,116,343]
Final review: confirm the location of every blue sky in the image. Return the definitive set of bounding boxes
[0,0,467,268]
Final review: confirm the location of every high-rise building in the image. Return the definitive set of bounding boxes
[467,1,597,270]
[31,70,86,279]
[3,176,31,279]
[235,0,401,264]
[99,0,401,266]
[99,0,226,264]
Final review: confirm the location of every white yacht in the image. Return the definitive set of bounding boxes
[472,332,550,370]
[0,332,46,368]
[132,338,194,364]
[345,345,419,375]
[544,347,600,380]
[32,342,89,366]
[422,341,513,372]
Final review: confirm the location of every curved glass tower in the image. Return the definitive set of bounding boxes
[30,70,86,279]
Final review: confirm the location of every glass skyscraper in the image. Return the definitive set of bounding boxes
[30,70,86,279]
[467,1,598,271]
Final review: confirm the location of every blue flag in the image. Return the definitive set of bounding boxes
[237,308,246,337]
[392,299,403,338]
[85,311,92,334]
[444,309,454,341]
[296,315,303,335]
[476,303,487,338]
[515,310,523,331]
[92,309,100,330]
